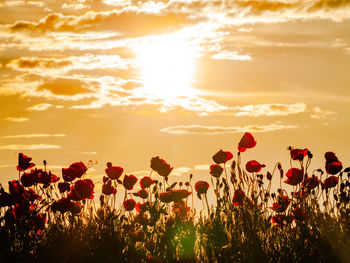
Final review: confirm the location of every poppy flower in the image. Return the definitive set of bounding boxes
[270,195,290,213]
[324,176,338,189]
[290,148,309,161]
[210,164,223,178]
[140,176,153,189]
[58,182,70,193]
[245,160,265,173]
[232,189,245,206]
[195,181,209,195]
[135,202,148,213]
[68,179,94,201]
[302,176,319,191]
[123,174,138,190]
[170,189,192,203]
[326,162,343,175]
[159,191,173,203]
[284,168,303,186]
[293,207,307,221]
[105,164,124,180]
[51,198,80,213]
[62,162,87,182]
[124,199,136,211]
[102,183,117,195]
[238,132,256,152]
[325,152,339,163]
[150,156,173,177]
[9,180,25,200]
[37,170,59,185]
[20,171,38,187]
[212,150,233,164]
[17,153,35,171]
[137,189,148,199]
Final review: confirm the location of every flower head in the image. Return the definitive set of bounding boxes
[290,148,310,161]
[140,176,153,189]
[212,150,233,164]
[195,181,209,195]
[62,162,87,182]
[68,179,94,201]
[102,182,117,195]
[210,164,223,178]
[245,160,265,173]
[105,164,123,180]
[238,132,256,152]
[150,156,173,177]
[325,152,343,175]
[124,199,136,211]
[232,189,245,206]
[270,195,290,213]
[17,153,35,171]
[284,168,303,186]
[324,176,338,189]
[123,174,138,190]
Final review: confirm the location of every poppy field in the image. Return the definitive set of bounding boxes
[0,132,349,262]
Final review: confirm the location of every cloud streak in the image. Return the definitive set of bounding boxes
[0,144,61,150]
[1,134,66,139]
[161,123,297,135]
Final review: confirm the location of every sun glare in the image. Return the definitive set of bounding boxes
[134,37,199,99]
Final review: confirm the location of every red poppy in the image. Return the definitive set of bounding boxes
[302,176,319,191]
[51,198,81,213]
[123,174,138,190]
[238,132,256,152]
[284,168,303,186]
[170,189,192,203]
[9,180,25,200]
[36,170,59,185]
[62,162,87,182]
[325,152,339,163]
[140,176,153,189]
[159,191,173,203]
[68,179,94,201]
[290,148,309,161]
[102,183,117,195]
[195,181,209,195]
[326,162,343,175]
[135,202,148,213]
[270,195,290,213]
[293,207,307,221]
[210,164,223,177]
[212,150,233,164]
[245,160,265,173]
[150,156,173,177]
[17,153,35,171]
[105,164,123,180]
[137,189,148,199]
[124,199,136,211]
[232,189,245,206]
[20,171,38,187]
[58,182,71,193]
[324,176,338,189]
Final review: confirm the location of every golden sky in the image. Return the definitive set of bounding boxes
[0,0,350,195]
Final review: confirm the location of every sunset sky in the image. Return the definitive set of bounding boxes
[0,0,350,196]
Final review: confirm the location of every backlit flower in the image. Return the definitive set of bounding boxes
[270,195,290,213]
[124,199,136,211]
[324,176,338,189]
[105,163,123,180]
[284,168,303,186]
[232,189,245,206]
[212,150,233,164]
[325,152,343,175]
[302,176,319,191]
[102,182,117,195]
[140,176,153,189]
[137,189,148,199]
[150,156,173,177]
[17,153,35,171]
[195,181,209,195]
[68,179,94,201]
[210,164,223,178]
[238,132,256,152]
[123,174,138,190]
[62,162,87,182]
[290,148,310,161]
[245,160,265,173]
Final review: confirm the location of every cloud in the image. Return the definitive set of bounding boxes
[36,77,92,96]
[194,164,210,170]
[212,50,252,61]
[310,106,337,119]
[161,123,297,135]
[1,134,65,139]
[3,117,29,122]
[26,103,52,111]
[0,144,61,150]
[233,103,306,117]
[172,166,192,176]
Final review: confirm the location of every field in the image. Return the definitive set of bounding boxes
[1,133,349,263]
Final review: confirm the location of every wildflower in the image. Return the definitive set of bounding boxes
[290,148,310,161]
[20,171,38,187]
[62,162,87,182]
[17,153,35,171]
[140,176,153,189]
[68,179,94,201]
[324,176,338,189]
[123,174,138,190]
[195,181,209,195]
[170,189,191,203]
[212,150,233,164]
[51,198,81,213]
[58,182,70,193]
[135,202,148,213]
[102,182,117,195]
[325,152,342,175]
[105,163,123,180]
[37,170,59,185]
[284,168,303,186]
[270,195,290,213]
[124,199,136,211]
[232,189,245,206]
[210,164,223,178]
[245,160,265,173]
[150,156,173,177]
[9,180,25,200]
[137,189,148,199]
[302,176,319,191]
[238,132,256,152]
[159,191,173,203]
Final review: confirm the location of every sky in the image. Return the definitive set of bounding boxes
[0,0,350,199]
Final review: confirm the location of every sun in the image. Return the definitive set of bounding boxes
[133,36,200,99]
